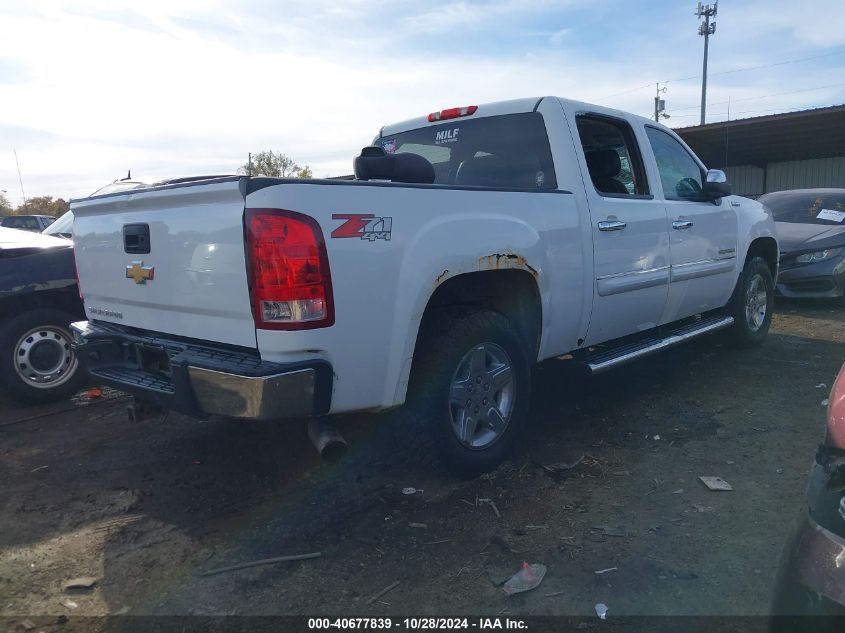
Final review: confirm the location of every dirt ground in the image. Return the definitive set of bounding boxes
[1,299,844,625]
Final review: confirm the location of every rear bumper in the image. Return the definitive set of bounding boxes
[70,320,332,420]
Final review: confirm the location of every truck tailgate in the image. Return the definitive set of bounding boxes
[72,178,257,349]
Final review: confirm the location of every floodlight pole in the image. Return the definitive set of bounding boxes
[696,1,717,125]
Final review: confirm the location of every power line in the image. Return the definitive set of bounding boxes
[670,81,845,111]
[602,82,655,100]
[668,100,845,120]
[600,49,845,100]
[662,49,845,85]
[685,49,845,82]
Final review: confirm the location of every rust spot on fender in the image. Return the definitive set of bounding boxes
[478,253,539,277]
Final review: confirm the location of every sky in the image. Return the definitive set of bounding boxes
[1,0,844,204]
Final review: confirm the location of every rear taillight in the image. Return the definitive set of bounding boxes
[827,363,845,449]
[427,105,478,122]
[245,208,334,330]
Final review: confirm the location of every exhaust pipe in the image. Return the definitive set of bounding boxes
[307,418,348,461]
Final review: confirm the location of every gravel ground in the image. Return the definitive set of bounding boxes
[1,299,843,626]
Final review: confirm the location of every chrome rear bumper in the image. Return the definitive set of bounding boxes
[70,320,331,420]
[187,365,316,420]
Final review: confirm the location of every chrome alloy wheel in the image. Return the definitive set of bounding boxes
[13,325,77,389]
[448,342,515,450]
[745,273,768,332]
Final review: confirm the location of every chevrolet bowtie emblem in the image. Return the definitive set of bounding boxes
[126,260,155,284]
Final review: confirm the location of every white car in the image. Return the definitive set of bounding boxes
[70,96,778,476]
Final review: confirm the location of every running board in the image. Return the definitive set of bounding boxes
[585,315,734,375]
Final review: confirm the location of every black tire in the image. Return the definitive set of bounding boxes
[0,309,85,403]
[726,256,774,347]
[402,308,532,478]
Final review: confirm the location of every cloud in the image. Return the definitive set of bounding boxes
[0,0,842,202]
[548,28,572,46]
[0,59,32,85]
[401,1,532,35]
[728,0,845,48]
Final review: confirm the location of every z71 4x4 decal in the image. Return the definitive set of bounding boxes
[331,214,392,241]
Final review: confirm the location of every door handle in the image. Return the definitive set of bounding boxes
[598,220,627,232]
[672,220,694,230]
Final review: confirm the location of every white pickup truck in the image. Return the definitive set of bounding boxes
[70,96,778,476]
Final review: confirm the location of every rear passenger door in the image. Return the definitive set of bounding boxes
[573,113,671,345]
[643,126,738,321]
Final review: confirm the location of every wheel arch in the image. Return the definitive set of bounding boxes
[745,236,778,281]
[0,288,84,323]
[407,268,542,391]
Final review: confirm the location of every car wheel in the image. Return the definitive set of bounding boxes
[727,256,774,347]
[0,309,85,403]
[403,308,532,478]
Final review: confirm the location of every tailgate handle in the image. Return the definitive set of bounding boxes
[123,223,151,254]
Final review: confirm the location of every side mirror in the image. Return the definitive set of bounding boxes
[702,169,731,200]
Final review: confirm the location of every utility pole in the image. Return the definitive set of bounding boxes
[13,148,26,211]
[654,83,669,122]
[696,1,717,125]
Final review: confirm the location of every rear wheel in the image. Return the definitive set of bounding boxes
[403,308,532,478]
[0,309,85,403]
[726,256,774,346]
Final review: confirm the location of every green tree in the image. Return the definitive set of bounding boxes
[238,150,312,178]
[15,196,70,217]
[0,192,11,216]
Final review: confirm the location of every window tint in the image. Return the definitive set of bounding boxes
[645,127,704,201]
[379,113,557,189]
[759,191,845,225]
[576,116,648,196]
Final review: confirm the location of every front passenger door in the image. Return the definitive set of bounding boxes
[644,127,738,321]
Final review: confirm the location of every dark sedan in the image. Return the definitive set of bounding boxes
[0,227,85,402]
[761,189,845,300]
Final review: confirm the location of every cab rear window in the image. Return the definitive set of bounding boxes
[380,113,557,190]
[2,216,41,230]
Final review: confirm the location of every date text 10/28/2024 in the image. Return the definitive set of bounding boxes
[307,618,528,630]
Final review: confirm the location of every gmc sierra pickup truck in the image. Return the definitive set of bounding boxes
[70,96,778,476]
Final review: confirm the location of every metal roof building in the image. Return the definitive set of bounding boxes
[674,105,845,197]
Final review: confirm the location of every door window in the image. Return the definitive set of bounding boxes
[645,127,705,201]
[576,115,649,196]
